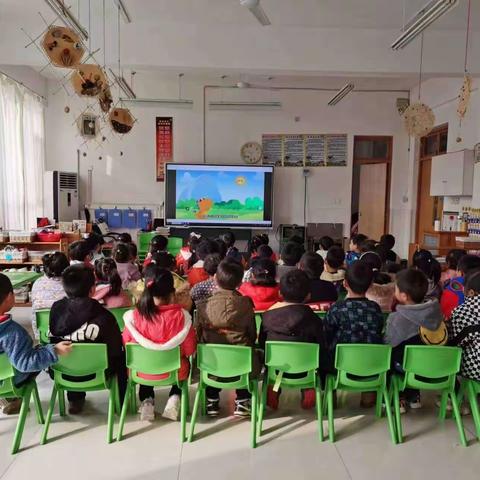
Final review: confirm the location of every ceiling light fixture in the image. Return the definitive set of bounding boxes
[120,98,193,106]
[391,0,459,50]
[209,101,282,111]
[113,0,132,24]
[327,83,355,106]
[240,0,271,26]
[44,0,89,41]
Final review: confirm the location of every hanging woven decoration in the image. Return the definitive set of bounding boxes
[99,86,113,113]
[109,107,134,134]
[457,74,472,119]
[41,26,85,68]
[403,102,435,137]
[71,64,107,97]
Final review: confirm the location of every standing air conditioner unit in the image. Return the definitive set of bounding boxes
[43,171,79,222]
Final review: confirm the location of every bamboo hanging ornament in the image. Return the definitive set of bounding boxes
[109,107,134,134]
[457,0,472,121]
[41,26,85,68]
[71,64,107,97]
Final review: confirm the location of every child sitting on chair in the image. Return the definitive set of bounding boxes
[345,234,367,266]
[277,242,304,281]
[68,240,92,267]
[114,242,142,289]
[321,246,346,288]
[143,235,168,268]
[384,268,445,413]
[316,236,334,260]
[187,238,221,287]
[196,259,258,417]
[122,265,196,422]
[259,269,328,410]
[0,274,71,415]
[239,258,281,310]
[49,265,127,415]
[190,253,221,305]
[93,258,132,308]
[298,252,338,304]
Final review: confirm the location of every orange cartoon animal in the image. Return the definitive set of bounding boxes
[195,198,213,219]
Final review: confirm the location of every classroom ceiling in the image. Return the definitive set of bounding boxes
[0,0,479,82]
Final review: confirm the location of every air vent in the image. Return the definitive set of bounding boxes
[59,172,78,190]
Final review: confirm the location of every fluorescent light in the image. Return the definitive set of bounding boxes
[209,101,282,110]
[391,0,459,50]
[109,69,136,99]
[44,0,88,41]
[328,83,355,106]
[120,97,194,107]
[113,0,132,23]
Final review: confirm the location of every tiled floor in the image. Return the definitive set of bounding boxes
[1,308,480,480]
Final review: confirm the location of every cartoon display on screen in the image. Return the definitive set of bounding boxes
[176,169,265,222]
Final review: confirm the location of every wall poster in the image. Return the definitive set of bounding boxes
[156,117,173,182]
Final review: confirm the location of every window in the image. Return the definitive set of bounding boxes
[353,138,389,160]
[0,74,45,230]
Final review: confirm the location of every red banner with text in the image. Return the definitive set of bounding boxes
[156,117,173,182]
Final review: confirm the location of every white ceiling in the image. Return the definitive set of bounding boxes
[0,0,478,84]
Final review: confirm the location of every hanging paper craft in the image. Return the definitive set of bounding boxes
[41,26,85,68]
[457,74,472,120]
[403,102,435,137]
[99,86,113,113]
[71,64,106,97]
[109,107,134,134]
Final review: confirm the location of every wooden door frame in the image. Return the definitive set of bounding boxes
[414,124,448,243]
[353,135,393,237]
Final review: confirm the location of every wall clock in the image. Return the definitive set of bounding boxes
[241,141,262,164]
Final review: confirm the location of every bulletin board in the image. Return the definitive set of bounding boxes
[262,133,347,167]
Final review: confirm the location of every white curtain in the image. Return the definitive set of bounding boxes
[0,74,45,230]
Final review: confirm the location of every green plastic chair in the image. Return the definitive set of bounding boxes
[35,309,50,346]
[188,344,258,448]
[254,311,264,338]
[137,232,158,261]
[167,237,183,257]
[109,307,132,332]
[40,344,119,445]
[326,344,396,444]
[0,354,45,454]
[392,346,466,446]
[257,341,323,442]
[458,378,480,441]
[117,344,189,442]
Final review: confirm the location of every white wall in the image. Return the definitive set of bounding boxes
[0,65,47,98]
[44,73,410,255]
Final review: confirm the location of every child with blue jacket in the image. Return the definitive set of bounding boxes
[0,273,71,414]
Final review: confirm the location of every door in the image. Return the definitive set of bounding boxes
[358,163,387,240]
[416,159,436,241]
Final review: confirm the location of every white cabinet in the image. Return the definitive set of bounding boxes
[430,150,474,196]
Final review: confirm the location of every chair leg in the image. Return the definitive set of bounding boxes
[32,383,45,425]
[200,387,206,416]
[40,385,58,445]
[251,383,257,448]
[438,391,449,421]
[375,388,383,418]
[11,387,32,454]
[114,377,121,415]
[257,378,268,438]
[129,382,137,414]
[117,380,132,442]
[188,384,202,442]
[107,386,116,444]
[449,390,467,447]
[383,386,397,445]
[315,384,324,442]
[392,377,403,444]
[180,383,188,443]
[466,381,480,441]
[327,377,335,443]
[58,389,66,417]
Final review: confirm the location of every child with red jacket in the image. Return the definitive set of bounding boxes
[143,235,168,268]
[441,254,480,320]
[239,258,281,310]
[122,265,196,422]
[187,238,220,287]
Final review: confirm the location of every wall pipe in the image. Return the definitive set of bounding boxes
[202,83,410,163]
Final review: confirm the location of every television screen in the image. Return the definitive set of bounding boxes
[165,163,274,228]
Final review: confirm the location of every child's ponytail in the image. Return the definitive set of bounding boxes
[137,264,175,321]
[94,258,122,295]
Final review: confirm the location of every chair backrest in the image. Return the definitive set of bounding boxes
[197,344,252,389]
[35,309,51,345]
[137,232,157,260]
[167,236,183,256]
[0,353,15,396]
[109,307,132,331]
[265,341,319,387]
[334,344,392,390]
[126,344,180,386]
[51,344,108,390]
[315,311,327,320]
[254,312,264,335]
[402,345,461,390]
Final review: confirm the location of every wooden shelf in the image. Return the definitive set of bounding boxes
[14,302,32,307]
[0,261,42,265]
[0,241,64,246]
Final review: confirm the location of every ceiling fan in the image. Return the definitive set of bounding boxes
[240,0,271,26]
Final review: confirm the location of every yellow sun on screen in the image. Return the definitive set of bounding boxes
[235,176,246,186]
